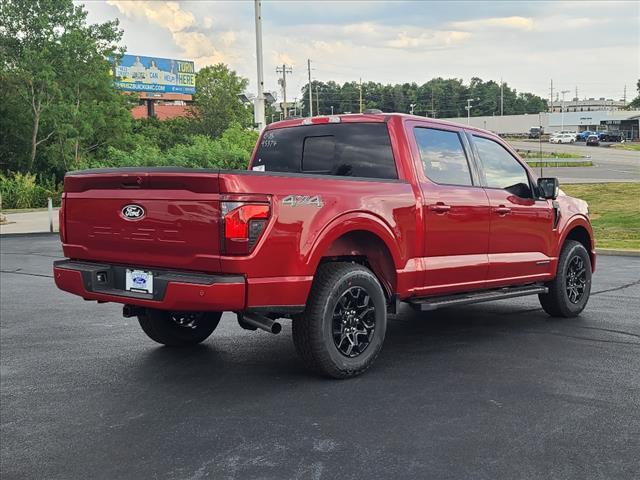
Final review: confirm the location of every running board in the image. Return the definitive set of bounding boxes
[407,285,548,311]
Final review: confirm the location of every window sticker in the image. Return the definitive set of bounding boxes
[260,132,278,149]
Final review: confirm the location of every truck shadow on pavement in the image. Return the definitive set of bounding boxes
[127,300,583,389]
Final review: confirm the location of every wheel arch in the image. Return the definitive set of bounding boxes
[559,217,595,271]
[305,213,402,299]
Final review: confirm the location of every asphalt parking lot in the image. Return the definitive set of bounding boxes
[1,234,639,480]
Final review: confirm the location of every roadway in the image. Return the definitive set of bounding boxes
[1,234,639,480]
[508,140,640,183]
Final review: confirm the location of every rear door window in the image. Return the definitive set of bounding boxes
[253,123,397,179]
[414,127,473,186]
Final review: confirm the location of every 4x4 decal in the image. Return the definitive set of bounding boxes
[282,195,323,208]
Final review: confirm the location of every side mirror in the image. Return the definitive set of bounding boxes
[537,177,559,200]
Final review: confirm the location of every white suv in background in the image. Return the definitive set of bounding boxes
[550,133,576,144]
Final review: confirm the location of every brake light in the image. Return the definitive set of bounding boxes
[221,202,270,255]
[59,194,66,243]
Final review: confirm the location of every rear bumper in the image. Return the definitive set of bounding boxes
[53,260,246,311]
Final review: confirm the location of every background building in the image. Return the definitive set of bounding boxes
[550,98,628,113]
[442,110,640,139]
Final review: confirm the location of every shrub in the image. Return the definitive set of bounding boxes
[0,172,63,209]
[90,125,257,171]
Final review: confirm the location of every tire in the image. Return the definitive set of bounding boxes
[539,240,592,317]
[292,262,387,379]
[138,309,222,346]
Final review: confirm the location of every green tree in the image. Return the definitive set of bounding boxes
[628,79,640,109]
[297,77,546,119]
[0,0,129,175]
[192,64,252,138]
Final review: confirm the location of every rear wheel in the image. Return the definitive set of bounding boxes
[138,309,222,346]
[292,262,387,378]
[539,240,592,317]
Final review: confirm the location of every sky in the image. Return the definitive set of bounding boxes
[80,0,640,105]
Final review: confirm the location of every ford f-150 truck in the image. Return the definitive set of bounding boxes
[54,113,595,378]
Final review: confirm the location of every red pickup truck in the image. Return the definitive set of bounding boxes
[54,113,595,378]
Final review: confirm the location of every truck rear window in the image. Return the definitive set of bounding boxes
[253,123,397,179]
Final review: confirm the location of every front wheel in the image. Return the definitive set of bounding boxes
[539,240,592,317]
[292,262,387,378]
[138,309,222,346]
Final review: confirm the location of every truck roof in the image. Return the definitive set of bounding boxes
[266,112,494,136]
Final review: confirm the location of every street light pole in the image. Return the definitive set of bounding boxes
[561,89,570,131]
[465,98,477,125]
[253,0,265,130]
[330,105,334,115]
[409,103,416,115]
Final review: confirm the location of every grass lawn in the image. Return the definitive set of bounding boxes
[562,183,640,250]
[609,143,640,151]
[526,160,592,168]
[518,150,582,159]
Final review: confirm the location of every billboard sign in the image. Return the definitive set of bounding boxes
[112,54,196,94]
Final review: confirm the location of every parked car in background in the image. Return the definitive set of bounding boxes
[598,131,623,142]
[586,135,600,146]
[576,131,596,141]
[550,133,576,144]
[528,127,543,139]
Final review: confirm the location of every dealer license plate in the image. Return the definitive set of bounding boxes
[125,269,153,294]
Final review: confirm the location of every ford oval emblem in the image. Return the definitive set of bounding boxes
[122,204,145,220]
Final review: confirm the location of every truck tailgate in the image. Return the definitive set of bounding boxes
[62,169,222,272]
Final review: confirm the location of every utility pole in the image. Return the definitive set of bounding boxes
[560,90,570,131]
[253,0,265,130]
[307,59,313,117]
[624,85,627,105]
[359,78,363,113]
[549,79,554,113]
[500,77,504,116]
[276,64,292,117]
[575,85,578,101]
[430,88,436,118]
[315,84,320,115]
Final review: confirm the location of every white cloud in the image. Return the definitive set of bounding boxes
[386,30,471,49]
[106,0,230,67]
[107,1,195,33]
[83,1,637,101]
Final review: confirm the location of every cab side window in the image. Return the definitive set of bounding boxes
[414,127,473,186]
[473,136,533,198]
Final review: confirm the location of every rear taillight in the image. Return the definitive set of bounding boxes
[221,201,270,255]
[59,194,66,243]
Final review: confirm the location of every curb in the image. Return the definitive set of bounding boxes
[596,248,640,257]
[0,231,59,238]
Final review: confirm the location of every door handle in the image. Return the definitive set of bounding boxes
[429,203,451,214]
[494,205,511,215]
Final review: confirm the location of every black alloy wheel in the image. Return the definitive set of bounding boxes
[566,255,587,304]
[138,309,222,346]
[332,286,376,358]
[538,240,591,317]
[292,262,387,378]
